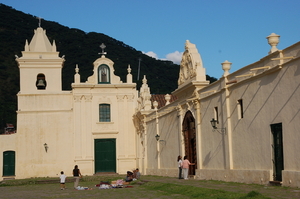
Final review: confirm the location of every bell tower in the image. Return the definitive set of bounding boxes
[16,26,64,94]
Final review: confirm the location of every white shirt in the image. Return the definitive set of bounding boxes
[60,174,66,183]
[178,159,182,168]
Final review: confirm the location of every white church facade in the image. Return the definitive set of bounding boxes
[1,27,300,188]
[1,27,138,179]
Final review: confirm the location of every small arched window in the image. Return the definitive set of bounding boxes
[36,73,47,90]
[98,64,110,84]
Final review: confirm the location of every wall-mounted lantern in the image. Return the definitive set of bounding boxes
[44,143,49,152]
[210,118,218,129]
[210,118,226,133]
[155,134,160,141]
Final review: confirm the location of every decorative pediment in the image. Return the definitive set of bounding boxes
[85,44,122,84]
[86,55,121,84]
[178,40,206,86]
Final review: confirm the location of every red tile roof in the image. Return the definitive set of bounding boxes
[150,94,177,109]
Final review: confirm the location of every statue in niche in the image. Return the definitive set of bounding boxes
[101,68,107,82]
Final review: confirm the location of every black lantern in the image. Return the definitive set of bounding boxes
[210,118,226,133]
[44,143,48,152]
[210,118,218,129]
[155,134,160,141]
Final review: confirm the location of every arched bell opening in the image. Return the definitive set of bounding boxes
[36,73,47,90]
[182,110,197,176]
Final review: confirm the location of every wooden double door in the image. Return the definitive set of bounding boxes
[94,139,116,173]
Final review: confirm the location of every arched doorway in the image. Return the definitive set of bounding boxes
[182,111,197,175]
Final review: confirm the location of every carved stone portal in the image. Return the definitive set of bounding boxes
[182,110,197,175]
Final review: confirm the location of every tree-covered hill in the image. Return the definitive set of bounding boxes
[0,4,217,130]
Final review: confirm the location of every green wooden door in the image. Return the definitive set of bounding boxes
[271,123,284,181]
[94,139,116,173]
[3,151,15,176]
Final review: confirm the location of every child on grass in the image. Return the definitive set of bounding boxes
[60,171,67,190]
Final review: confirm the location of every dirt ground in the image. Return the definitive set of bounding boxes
[0,175,300,198]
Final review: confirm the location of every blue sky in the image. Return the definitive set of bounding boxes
[1,0,300,79]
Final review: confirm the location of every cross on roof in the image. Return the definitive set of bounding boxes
[36,17,42,27]
[99,43,107,56]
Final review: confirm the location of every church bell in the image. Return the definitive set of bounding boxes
[37,79,45,87]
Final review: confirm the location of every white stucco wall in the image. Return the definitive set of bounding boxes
[15,93,73,179]
[197,44,300,186]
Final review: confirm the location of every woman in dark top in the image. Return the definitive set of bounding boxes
[73,165,82,188]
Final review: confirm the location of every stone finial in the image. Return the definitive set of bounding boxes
[74,64,80,83]
[24,39,29,51]
[222,60,232,77]
[142,75,147,84]
[267,33,280,54]
[165,94,171,105]
[127,64,131,74]
[75,64,79,74]
[126,64,132,83]
[153,101,158,110]
[52,40,56,52]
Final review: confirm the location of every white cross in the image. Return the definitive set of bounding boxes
[99,43,107,55]
[36,17,42,27]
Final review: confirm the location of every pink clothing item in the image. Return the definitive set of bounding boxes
[182,159,191,169]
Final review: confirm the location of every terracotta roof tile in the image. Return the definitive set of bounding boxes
[150,94,177,109]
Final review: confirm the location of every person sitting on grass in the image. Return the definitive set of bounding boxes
[125,171,133,182]
[133,168,141,180]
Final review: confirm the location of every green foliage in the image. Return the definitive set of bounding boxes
[141,182,270,199]
[0,177,50,186]
[0,3,217,130]
[241,191,266,198]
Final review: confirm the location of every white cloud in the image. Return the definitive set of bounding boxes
[144,51,158,59]
[143,50,183,64]
[165,51,183,64]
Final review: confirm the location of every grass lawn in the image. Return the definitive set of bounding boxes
[1,175,299,198]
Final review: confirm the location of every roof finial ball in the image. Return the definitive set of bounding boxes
[267,33,280,54]
[222,60,232,77]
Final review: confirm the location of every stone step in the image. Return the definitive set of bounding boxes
[269,181,282,186]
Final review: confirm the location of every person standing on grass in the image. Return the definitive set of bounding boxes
[59,171,67,190]
[182,155,195,180]
[73,165,82,188]
[177,155,183,179]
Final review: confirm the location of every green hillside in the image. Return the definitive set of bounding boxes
[0,4,217,130]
